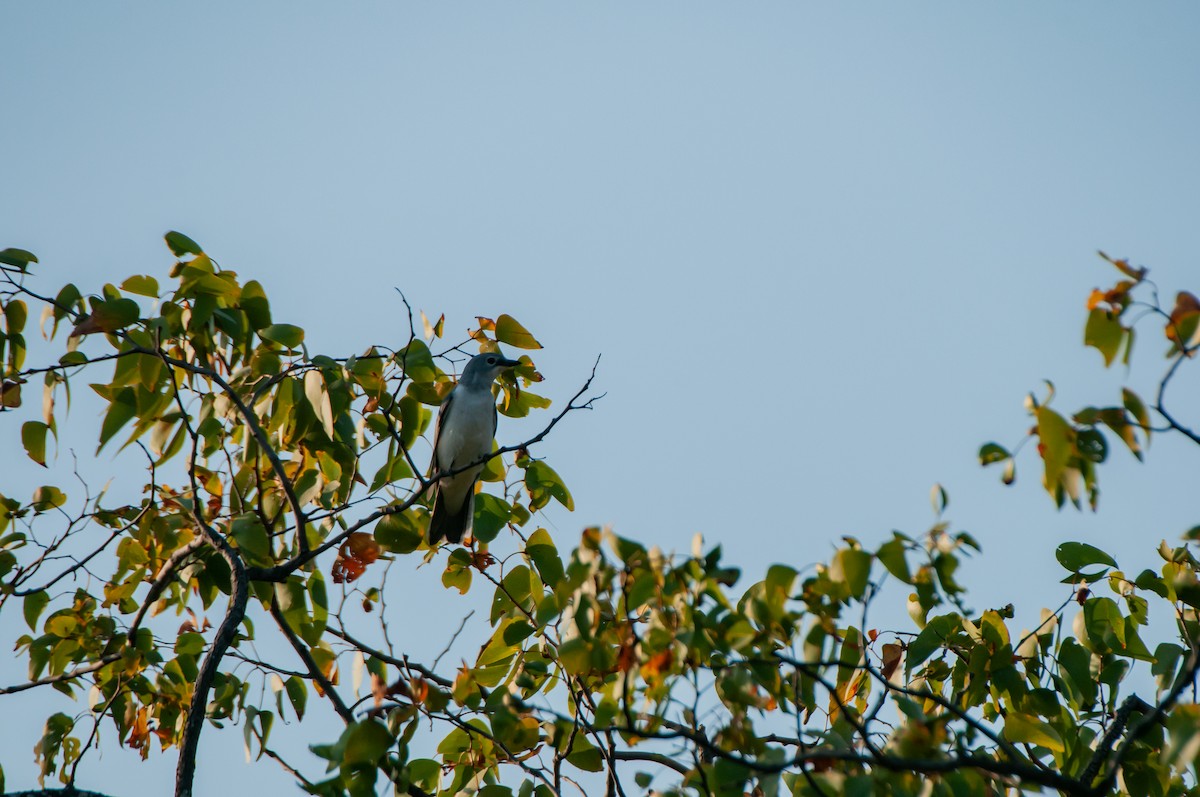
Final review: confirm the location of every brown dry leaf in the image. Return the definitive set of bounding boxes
[177,608,200,635]
[1,380,22,408]
[881,642,903,682]
[371,673,388,708]
[126,707,151,759]
[617,642,636,673]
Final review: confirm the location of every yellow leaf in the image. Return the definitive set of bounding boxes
[495,314,543,350]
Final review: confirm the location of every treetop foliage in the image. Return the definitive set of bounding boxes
[0,238,1198,797]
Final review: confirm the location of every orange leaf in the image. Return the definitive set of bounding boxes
[344,532,380,565]
[640,649,674,682]
[1167,291,1200,347]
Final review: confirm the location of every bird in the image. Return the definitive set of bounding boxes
[427,350,520,544]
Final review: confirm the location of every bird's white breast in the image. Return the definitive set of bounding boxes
[437,388,495,470]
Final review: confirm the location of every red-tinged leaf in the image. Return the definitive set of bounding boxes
[71,298,140,336]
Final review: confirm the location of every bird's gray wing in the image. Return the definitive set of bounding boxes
[429,388,456,475]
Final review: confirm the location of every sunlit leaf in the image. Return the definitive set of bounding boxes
[119,275,159,297]
[1004,712,1064,752]
[494,314,542,350]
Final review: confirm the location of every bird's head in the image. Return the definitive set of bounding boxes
[460,350,521,387]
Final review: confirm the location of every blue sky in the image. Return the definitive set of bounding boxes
[2,4,1199,794]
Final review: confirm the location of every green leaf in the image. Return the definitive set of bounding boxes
[230,514,272,566]
[499,385,552,418]
[1082,597,1125,652]
[502,621,535,646]
[31,486,66,513]
[832,547,871,599]
[23,591,49,631]
[164,230,202,257]
[368,454,414,493]
[478,787,514,797]
[442,548,473,594]
[78,297,140,335]
[5,300,27,335]
[1075,428,1107,463]
[472,493,511,544]
[526,528,565,587]
[494,314,543,350]
[240,280,273,330]
[978,442,1010,466]
[175,632,206,656]
[1036,407,1073,494]
[1084,308,1125,367]
[395,340,438,383]
[1166,705,1200,772]
[120,275,159,297]
[876,536,912,583]
[1004,712,1064,752]
[0,248,37,270]
[524,460,573,511]
[260,324,305,349]
[342,719,393,765]
[1056,542,1117,574]
[97,387,137,451]
[21,421,48,466]
[1122,388,1150,436]
[907,613,960,674]
[285,676,307,721]
[375,510,424,555]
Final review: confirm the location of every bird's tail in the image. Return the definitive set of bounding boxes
[428,488,474,545]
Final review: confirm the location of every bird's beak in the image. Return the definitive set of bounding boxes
[499,357,521,368]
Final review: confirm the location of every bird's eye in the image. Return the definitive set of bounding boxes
[486,356,497,365]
